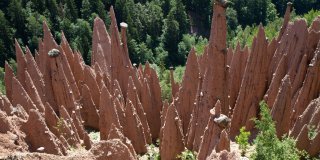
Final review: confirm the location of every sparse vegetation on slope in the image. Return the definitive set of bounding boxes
[177,148,196,160]
[251,101,301,160]
[236,127,251,156]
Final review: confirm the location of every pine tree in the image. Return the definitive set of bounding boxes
[161,0,172,16]
[0,11,14,66]
[74,19,92,64]
[293,0,320,15]
[271,0,289,16]
[226,7,238,31]
[65,0,78,22]
[252,101,301,160]
[144,1,163,44]
[160,0,190,66]
[182,0,192,11]
[116,0,144,42]
[172,0,189,36]
[230,0,277,26]
[26,11,45,52]
[0,1,10,11]
[46,0,59,17]
[8,0,27,43]
[91,0,108,23]
[97,0,108,23]
[60,17,74,41]
[102,0,115,9]
[162,12,180,66]
[191,0,212,29]
[115,0,126,23]
[31,0,46,14]
[81,0,91,20]
[45,0,60,31]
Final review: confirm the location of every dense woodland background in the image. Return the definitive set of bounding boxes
[0,0,319,98]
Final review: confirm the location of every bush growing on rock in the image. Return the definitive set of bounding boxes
[177,148,196,160]
[236,126,251,156]
[307,125,318,141]
[251,101,300,160]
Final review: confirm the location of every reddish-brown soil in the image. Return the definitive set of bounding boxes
[0,0,319,159]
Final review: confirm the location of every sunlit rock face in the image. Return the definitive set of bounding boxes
[1,1,320,159]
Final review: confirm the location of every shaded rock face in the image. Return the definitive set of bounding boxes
[123,100,147,154]
[22,109,64,155]
[107,124,137,158]
[271,75,292,138]
[1,2,320,160]
[175,48,199,135]
[291,97,320,157]
[80,84,99,130]
[160,103,185,160]
[99,86,121,140]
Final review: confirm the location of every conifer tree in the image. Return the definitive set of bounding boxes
[8,0,27,43]
[0,1,10,11]
[161,0,171,16]
[172,0,189,36]
[74,19,92,64]
[91,0,108,23]
[81,0,91,20]
[144,1,163,43]
[45,0,60,31]
[46,0,59,17]
[97,0,107,21]
[0,10,14,66]
[115,0,126,23]
[162,11,180,66]
[26,11,44,53]
[65,0,78,22]
[31,0,46,14]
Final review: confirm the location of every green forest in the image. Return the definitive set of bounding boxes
[0,1,319,159]
[0,0,319,68]
[0,0,319,99]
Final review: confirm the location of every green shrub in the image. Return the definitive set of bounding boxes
[194,36,208,55]
[54,117,64,133]
[298,150,320,160]
[228,25,257,48]
[146,144,160,160]
[159,69,171,101]
[138,144,160,160]
[251,101,301,160]
[177,148,196,160]
[236,126,251,156]
[228,16,283,49]
[177,34,208,57]
[88,131,100,143]
[173,66,185,84]
[307,124,318,141]
[293,9,320,27]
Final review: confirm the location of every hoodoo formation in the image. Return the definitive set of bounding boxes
[0,0,319,159]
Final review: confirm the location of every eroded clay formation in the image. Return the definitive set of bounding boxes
[1,1,320,159]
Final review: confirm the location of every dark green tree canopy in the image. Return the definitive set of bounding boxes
[0,0,318,68]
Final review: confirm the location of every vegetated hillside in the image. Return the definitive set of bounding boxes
[0,0,319,68]
[0,0,319,100]
[1,1,320,159]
